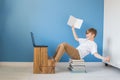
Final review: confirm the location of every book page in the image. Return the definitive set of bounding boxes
[67,15,83,29]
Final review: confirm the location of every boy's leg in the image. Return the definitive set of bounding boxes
[62,43,80,60]
[53,43,65,62]
[53,42,80,62]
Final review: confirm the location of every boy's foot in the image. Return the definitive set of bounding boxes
[51,58,57,66]
[48,57,56,67]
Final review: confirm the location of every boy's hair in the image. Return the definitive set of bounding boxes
[86,28,97,37]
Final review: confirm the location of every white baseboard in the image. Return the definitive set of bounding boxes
[0,62,103,67]
[0,62,33,67]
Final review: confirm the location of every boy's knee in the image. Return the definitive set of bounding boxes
[58,42,68,49]
[59,43,64,48]
[61,42,68,47]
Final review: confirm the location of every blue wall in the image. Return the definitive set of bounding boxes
[0,0,103,62]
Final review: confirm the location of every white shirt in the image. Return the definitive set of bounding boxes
[76,38,97,58]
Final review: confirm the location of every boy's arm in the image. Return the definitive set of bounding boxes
[72,26,79,41]
[93,52,110,62]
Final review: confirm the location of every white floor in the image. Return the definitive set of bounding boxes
[0,62,120,80]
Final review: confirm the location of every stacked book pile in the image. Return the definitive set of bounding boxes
[68,59,86,72]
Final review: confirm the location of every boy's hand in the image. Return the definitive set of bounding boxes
[104,56,110,62]
[72,25,75,30]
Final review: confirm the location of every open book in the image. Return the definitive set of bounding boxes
[67,15,83,29]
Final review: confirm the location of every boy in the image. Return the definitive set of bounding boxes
[53,26,110,63]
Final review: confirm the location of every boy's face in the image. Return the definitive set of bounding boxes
[86,32,95,40]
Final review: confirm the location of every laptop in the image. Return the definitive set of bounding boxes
[30,32,48,47]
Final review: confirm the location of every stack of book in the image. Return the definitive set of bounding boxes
[68,59,86,72]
